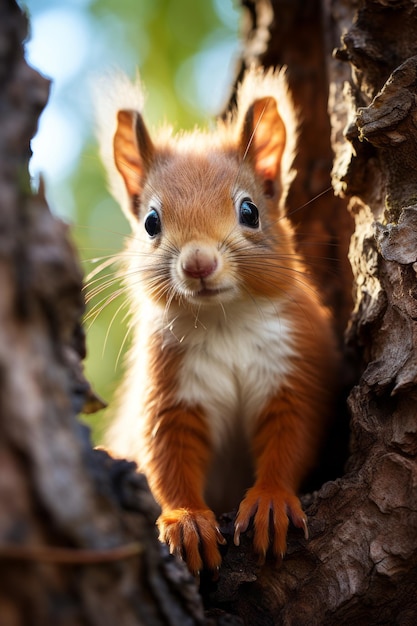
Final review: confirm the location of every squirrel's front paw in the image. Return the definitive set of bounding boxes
[158,508,226,574]
[234,485,308,561]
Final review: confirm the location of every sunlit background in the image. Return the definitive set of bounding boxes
[22,0,241,441]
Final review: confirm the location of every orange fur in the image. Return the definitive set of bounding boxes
[100,67,339,574]
[135,335,224,572]
[235,289,337,558]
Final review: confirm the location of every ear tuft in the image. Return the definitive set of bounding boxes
[113,109,154,213]
[93,71,151,223]
[235,66,297,201]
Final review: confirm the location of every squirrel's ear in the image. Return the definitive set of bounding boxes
[113,109,154,216]
[239,97,286,198]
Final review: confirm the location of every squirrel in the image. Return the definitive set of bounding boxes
[98,67,339,574]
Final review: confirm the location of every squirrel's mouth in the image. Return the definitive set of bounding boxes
[184,282,235,302]
[194,287,225,297]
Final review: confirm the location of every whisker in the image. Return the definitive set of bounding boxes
[286,186,334,220]
[85,275,124,302]
[115,316,135,370]
[84,256,122,283]
[85,286,129,326]
[103,297,130,358]
[229,245,324,298]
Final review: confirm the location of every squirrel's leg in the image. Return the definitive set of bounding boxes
[144,405,225,574]
[234,385,320,560]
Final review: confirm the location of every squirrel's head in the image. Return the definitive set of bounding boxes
[98,68,298,310]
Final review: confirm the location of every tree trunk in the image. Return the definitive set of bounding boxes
[0,2,206,624]
[1,0,417,624]
[206,0,417,624]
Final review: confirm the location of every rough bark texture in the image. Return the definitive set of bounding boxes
[1,0,417,624]
[0,2,205,625]
[206,0,417,624]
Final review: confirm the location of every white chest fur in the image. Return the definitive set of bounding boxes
[172,300,297,450]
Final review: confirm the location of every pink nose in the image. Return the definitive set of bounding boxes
[181,248,218,279]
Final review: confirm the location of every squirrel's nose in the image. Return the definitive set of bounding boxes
[181,247,218,279]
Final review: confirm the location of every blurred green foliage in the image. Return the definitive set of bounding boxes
[24,0,240,442]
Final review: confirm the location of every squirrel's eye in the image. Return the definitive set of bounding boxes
[239,198,259,229]
[144,208,161,237]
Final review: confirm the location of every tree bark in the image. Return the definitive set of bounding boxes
[1,0,417,625]
[206,1,417,624]
[0,2,206,624]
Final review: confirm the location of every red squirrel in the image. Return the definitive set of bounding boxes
[99,67,339,574]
